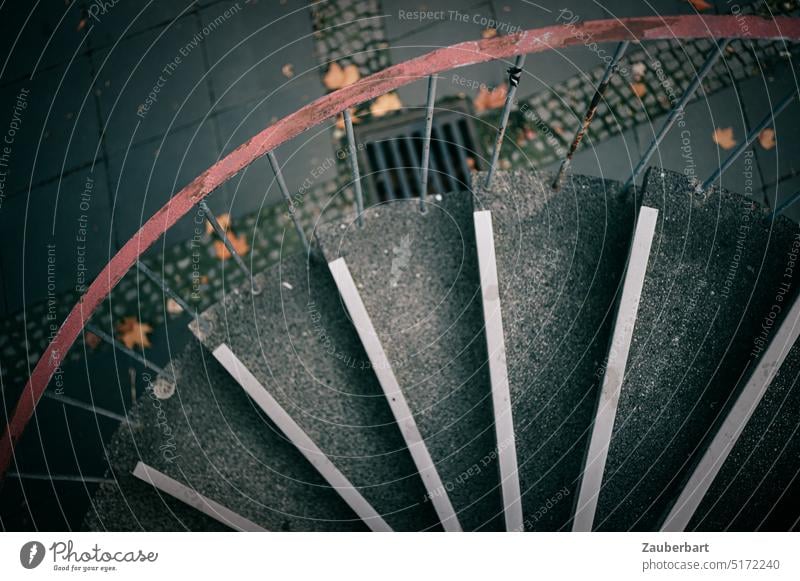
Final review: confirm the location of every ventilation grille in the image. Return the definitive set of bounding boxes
[357,103,482,202]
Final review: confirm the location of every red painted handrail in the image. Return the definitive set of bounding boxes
[2,15,799,480]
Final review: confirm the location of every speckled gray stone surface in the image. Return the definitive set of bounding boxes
[691,343,800,531]
[191,255,440,531]
[316,193,505,531]
[472,170,637,530]
[595,168,800,531]
[85,343,365,531]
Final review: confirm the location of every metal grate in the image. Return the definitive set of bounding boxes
[357,103,482,202]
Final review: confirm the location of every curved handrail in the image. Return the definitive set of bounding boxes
[2,15,800,479]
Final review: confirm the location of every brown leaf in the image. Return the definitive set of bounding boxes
[205,213,231,236]
[213,232,250,261]
[323,62,361,90]
[482,28,498,39]
[712,127,737,150]
[85,332,101,350]
[116,317,153,350]
[370,93,403,117]
[335,107,360,129]
[474,84,507,113]
[281,63,294,78]
[688,0,712,10]
[631,82,647,98]
[166,297,184,315]
[758,127,775,150]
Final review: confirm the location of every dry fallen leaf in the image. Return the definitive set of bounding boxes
[631,82,647,98]
[758,127,775,150]
[281,63,294,78]
[335,107,360,129]
[205,213,231,236]
[474,84,507,113]
[85,331,101,350]
[323,62,361,90]
[688,0,713,11]
[214,231,250,261]
[631,62,646,81]
[713,127,737,150]
[370,93,403,117]
[116,317,154,350]
[482,28,498,39]
[166,297,184,315]
[466,157,476,170]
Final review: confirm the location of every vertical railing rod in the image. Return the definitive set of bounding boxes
[624,39,731,191]
[701,90,797,191]
[419,74,438,212]
[7,471,115,484]
[84,322,173,381]
[135,260,197,319]
[267,151,312,256]
[552,41,630,191]
[343,109,365,227]
[42,391,131,424]
[484,54,526,189]
[198,199,261,294]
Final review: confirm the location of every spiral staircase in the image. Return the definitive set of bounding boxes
[3,15,800,532]
[81,165,800,532]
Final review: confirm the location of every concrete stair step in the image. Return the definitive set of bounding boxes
[689,328,800,531]
[316,192,505,531]
[471,170,637,530]
[190,254,440,531]
[84,343,366,531]
[593,168,800,531]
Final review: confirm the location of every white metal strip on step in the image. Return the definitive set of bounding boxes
[132,461,266,531]
[328,257,463,532]
[212,343,392,532]
[662,291,800,531]
[572,206,659,532]
[473,210,524,532]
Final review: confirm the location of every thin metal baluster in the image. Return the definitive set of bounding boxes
[84,322,173,381]
[624,39,731,191]
[7,471,115,485]
[774,190,800,215]
[42,391,131,424]
[485,54,526,189]
[267,151,312,256]
[701,89,797,191]
[198,199,261,294]
[136,260,197,319]
[343,109,365,227]
[552,41,630,191]
[419,74,438,212]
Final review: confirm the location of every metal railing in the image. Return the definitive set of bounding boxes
[2,15,800,482]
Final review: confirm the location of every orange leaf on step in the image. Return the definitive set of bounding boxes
[758,127,775,150]
[370,93,403,117]
[713,127,737,150]
[213,231,250,261]
[482,28,498,39]
[116,317,154,350]
[474,84,507,113]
